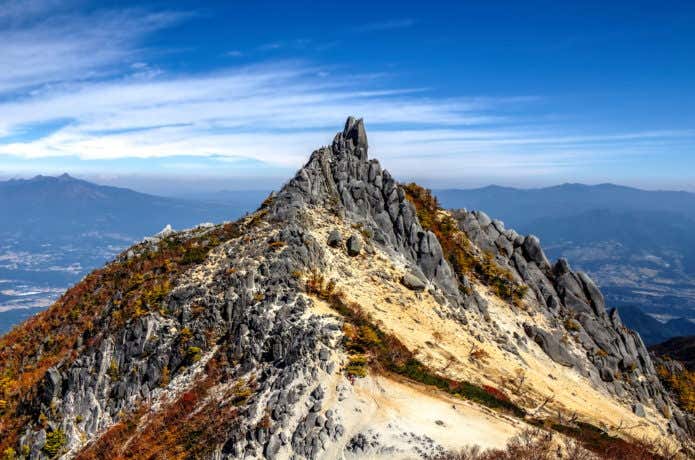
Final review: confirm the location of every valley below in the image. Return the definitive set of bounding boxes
[0,174,260,334]
[0,235,128,333]
[545,241,695,317]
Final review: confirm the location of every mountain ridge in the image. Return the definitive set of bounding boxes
[0,173,248,239]
[617,306,695,346]
[651,336,695,371]
[0,118,691,459]
[436,183,695,223]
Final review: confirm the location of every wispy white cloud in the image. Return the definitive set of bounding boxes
[0,5,692,186]
[2,53,693,180]
[0,59,516,163]
[0,4,187,95]
[253,38,331,54]
[258,42,284,51]
[0,0,68,22]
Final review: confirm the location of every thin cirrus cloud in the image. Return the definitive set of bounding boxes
[2,62,692,181]
[0,3,188,96]
[0,3,693,187]
[0,59,517,166]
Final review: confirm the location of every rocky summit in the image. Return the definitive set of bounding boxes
[0,118,693,459]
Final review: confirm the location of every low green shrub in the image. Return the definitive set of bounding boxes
[42,430,66,457]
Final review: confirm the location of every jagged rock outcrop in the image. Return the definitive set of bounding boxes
[272,116,462,306]
[0,117,691,460]
[452,207,694,438]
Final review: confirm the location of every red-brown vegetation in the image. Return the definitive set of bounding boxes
[0,222,242,453]
[657,363,695,415]
[76,355,249,460]
[437,426,679,460]
[402,183,527,306]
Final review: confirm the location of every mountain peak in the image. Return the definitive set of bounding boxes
[0,117,692,458]
[273,116,463,304]
[26,173,77,183]
[342,116,368,153]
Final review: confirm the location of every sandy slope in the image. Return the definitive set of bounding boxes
[331,374,522,458]
[305,209,674,450]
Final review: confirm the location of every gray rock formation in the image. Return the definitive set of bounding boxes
[327,229,342,247]
[633,403,646,417]
[401,272,426,291]
[346,235,361,256]
[523,324,575,367]
[450,207,693,438]
[272,118,464,309]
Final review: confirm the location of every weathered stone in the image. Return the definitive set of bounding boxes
[346,235,361,256]
[633,403,646,417]
[492,219,505,233]
[344,117,368,151]
[41,368,62,405]
[577,272,607,317]
[524,324,574,367]
[553,258,571,276]
[474,210,492,228]
[156,224,175,238]
[522,235,551,269]
[578,314,618,356]
[327,229,342,247]
[401,273,426,291]
[599,367,615,382]
[495,234,514,257]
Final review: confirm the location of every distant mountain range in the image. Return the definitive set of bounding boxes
[436,183,695,334]
[0,174,260,327]
[0,174,254,240]
[436,183,695,224]
[615,305,695,345]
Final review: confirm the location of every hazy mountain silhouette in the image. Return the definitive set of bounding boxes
[0,174,254,240]
[436,183,695,227]
[651,336,695,371]
[617,305,695,345]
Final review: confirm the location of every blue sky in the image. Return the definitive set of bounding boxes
[0,0,694,192]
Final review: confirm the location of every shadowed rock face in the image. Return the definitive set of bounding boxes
[3,117,693,459]
[343,116,368,153]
